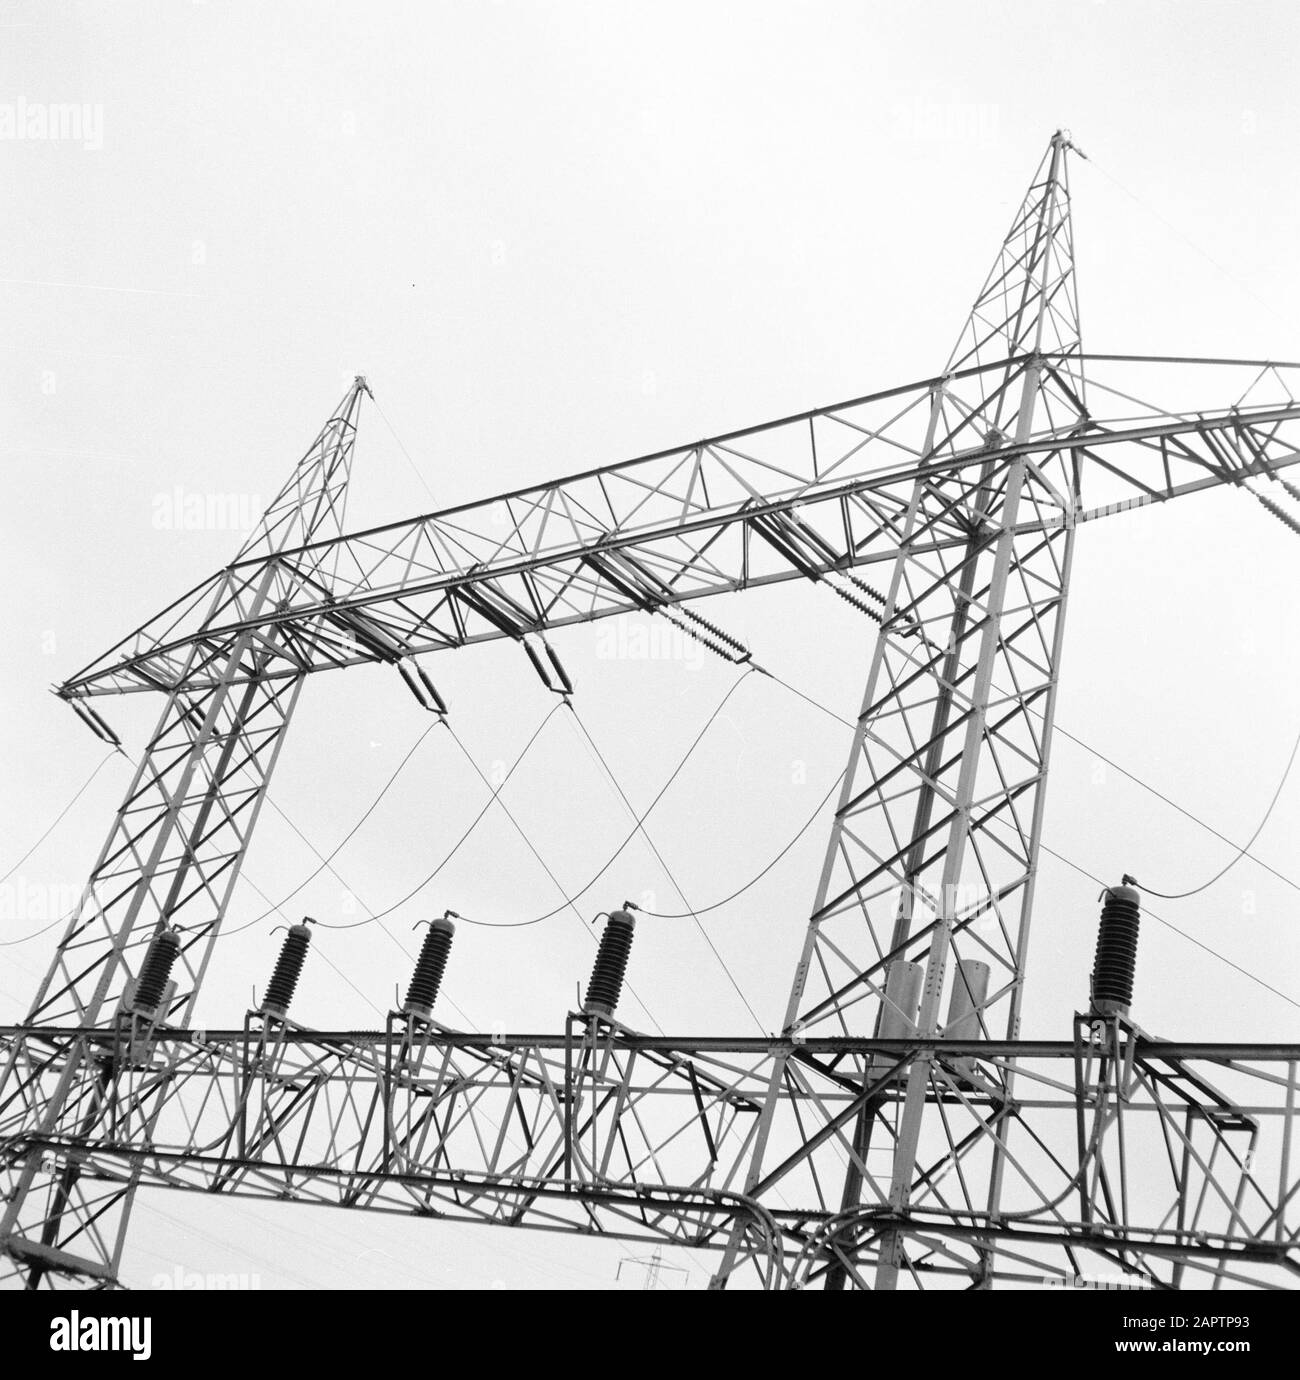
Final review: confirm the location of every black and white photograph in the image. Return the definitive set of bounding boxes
[1,0,1297,1351]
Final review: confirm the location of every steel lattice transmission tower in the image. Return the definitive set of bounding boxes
[3,132,1300,1290]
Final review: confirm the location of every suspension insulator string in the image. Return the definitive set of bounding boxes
[1253,488,1300,537]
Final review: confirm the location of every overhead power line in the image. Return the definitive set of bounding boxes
[373,396,440,508]
[754,662,1300,1015]
[456,668,759,928]
[267,701,565,935]
[1035,841,1300,1015]
[630,768,844,919]
[1131,724,1300,900]
[0,750,119,886]
[222,721,443,937]
[563,700,767,1034]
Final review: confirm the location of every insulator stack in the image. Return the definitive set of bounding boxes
[262,919,314,1017]
[841,572,887,609]
[828,580,883,624]
[130,927,182,1018]
[397,659,448,715]
[1090,883,1141,1017]
[1255,492,1300,537]
[670,615,745,662]
[544,643,575,695]
[680,623,739,662]
[584,909,636,1017]
[404,916,455,1018]
[680,606,749,657]
[523,639,554,687]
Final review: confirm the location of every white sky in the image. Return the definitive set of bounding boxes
[3,1,1300,1289]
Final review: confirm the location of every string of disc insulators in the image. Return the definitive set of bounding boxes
[659,604,752,664]
[826,572,889,623]
[1253,488,1300,537]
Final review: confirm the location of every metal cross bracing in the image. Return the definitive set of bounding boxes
[3,130,1300,1289]
[0,384,365,1286]
[1,1022,1298,1289]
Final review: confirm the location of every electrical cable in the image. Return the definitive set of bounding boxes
[631,768,845,918]
[236,702,564,937]
[0,750,118,886]
[1049,722,1300,899]
[454,668,758,928]
[760,660,1300,902]
[755,660,1300,1014]
[755,665,854,729]
[564,701,766,1033]
[1033,838,1300,1014]
[15,619,1294,1022]
[0,909,79,948]
[243,805,477,1029]
[373,397,440,508]
[248,666,776,1042]
[441,718,591,930]
[2,667,726,961]
[1126,723,1300,900]
[1,750,143,949]
[2,667,753,970]
[220,721,441,936]
[1084,153,1291,334]
[314,943,387,1019]
[436,712,673,1034]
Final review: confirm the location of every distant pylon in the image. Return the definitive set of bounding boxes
[616,1247,688,1291]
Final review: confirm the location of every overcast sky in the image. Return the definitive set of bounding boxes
[4,1,1300,1289]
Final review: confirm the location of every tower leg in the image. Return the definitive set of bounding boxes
[0,609,305,1285]
[1,379,367,1287]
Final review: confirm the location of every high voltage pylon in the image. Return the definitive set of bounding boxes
[4,130,1300,1289]
[617,1246,688,1290]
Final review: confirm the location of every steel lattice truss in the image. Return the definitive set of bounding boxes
[1,1021,1297,1289]
[3,132,1299,1289]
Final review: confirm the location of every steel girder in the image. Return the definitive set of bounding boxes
[3,134,1300,1289]
[1,1022,1297,1290]
[53,371,1300,704]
